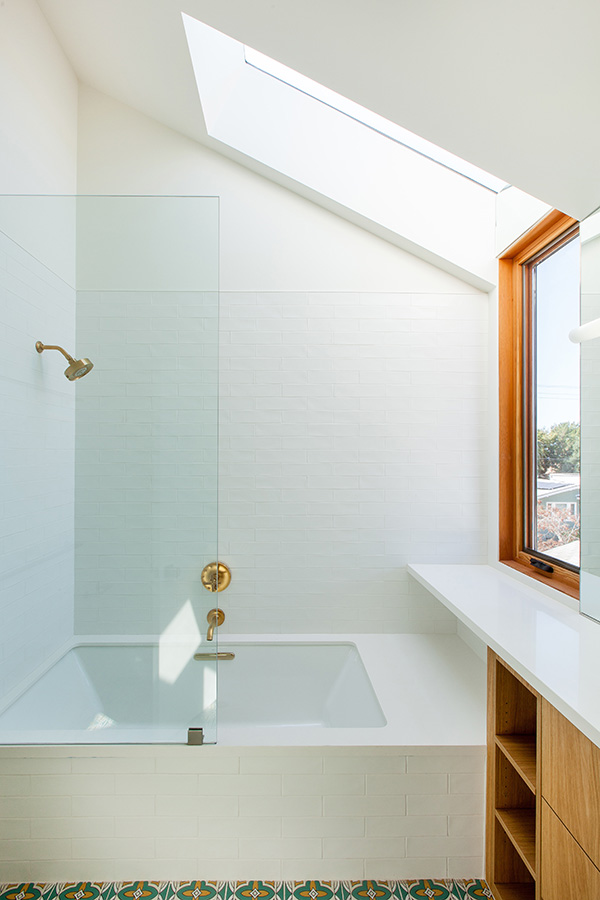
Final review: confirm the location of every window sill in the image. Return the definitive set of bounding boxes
[500,558,579,602]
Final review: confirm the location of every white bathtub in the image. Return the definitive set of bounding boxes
[0,634,486,746]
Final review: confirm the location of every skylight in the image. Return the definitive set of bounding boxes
[244,48,508,193]
[183,13,499,289]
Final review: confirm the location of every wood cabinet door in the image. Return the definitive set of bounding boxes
[541,800,600,900]
[541,698,600,866]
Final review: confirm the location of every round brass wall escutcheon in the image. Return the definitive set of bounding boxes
[207,608,225,627]
[201,561,232,592]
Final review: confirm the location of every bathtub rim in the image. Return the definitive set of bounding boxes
[0,633,487,747]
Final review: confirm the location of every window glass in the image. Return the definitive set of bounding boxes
[526,235,580,567]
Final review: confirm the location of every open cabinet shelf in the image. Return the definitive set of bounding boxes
[495,734,536,792]
[488,651,540,900]
[492,885,535,900]
[495,808,536,875]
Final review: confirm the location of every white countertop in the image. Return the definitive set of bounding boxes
[408,563,600,748]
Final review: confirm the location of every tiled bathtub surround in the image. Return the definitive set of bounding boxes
[0,880,492,900]
[0,747,485,882]
[0,229,75,702]
[218,291,488,634]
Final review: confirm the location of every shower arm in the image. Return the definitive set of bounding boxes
[35,342,75,363]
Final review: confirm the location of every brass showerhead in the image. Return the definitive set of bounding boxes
[35,341,94,381]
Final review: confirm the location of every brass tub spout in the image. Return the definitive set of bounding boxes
[206,608,224,641]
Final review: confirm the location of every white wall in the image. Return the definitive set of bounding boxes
[76,87,489,636]
[218,290,488,634]
[75,195,219,292]
[0,1,78,702]
[0,0,78,195]
[77,86,485,296]
[0,230,76,702]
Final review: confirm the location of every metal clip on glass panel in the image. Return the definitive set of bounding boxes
[187,727,204,745]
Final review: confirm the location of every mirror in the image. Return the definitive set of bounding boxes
[578,208,600,619]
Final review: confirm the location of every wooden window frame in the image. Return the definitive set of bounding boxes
[499,209,580,599]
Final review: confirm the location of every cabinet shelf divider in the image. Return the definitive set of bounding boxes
[495,808,537,878]
[492,884,535,900]
[495,734,537,793]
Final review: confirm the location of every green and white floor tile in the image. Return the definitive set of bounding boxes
[0,880,493,900]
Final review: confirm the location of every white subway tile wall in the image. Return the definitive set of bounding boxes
[0,230,75,701]
[218,291,488,633]
[73,289,487,636]
[74,291,219,635]
[0,746,485,881]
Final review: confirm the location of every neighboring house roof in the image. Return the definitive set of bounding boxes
[550,540,580,565]
[537,480,580,497]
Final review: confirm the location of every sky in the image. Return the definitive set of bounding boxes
[536,236,580,430]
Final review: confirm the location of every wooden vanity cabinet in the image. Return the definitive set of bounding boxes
[541,698,600,865]
[487,650,600,900]
[541,800,600,900]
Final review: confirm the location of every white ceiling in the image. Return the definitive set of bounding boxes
[37,0,600,221]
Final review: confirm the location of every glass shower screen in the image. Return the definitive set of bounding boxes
[0,194,220,744]
[74,196,220,743]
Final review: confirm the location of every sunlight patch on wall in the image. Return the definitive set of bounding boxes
[159,599,201,685]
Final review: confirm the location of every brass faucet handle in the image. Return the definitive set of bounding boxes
[201,562,232,592]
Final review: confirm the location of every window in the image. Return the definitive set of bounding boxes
[499,211,580,597]
[546,502,578,514]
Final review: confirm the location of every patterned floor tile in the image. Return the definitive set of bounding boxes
[97,885,119,900]
[235,883,283,900]
[405,882,458,900]
[0,887,45,900]
[334,885,354,900]
[348,881,398,900]
[104,884,172,900]
[219,884,238,900]
[387,885,408,900]
[172,884,223,900]
[0,883,491,900]
[290,882,340,900]
[451,882,492,900]
[42,889,61,900]
[57,885,109,900]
